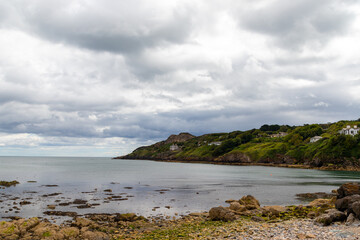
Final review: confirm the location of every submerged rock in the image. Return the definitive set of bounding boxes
[296,192,336,200]
[0,180,19,187]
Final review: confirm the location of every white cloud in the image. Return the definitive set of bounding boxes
[0,0,360,156]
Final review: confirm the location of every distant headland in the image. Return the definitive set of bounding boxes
[115,120,360,171]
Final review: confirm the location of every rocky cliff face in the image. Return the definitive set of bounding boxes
[164,132,195,144]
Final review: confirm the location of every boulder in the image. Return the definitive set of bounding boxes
[315,209,346,226]
[209,206,236,221]
[239,195,260,210]
[81,230,110,240]
[335,194,360,211]
[262,206,287,216]
[308,198,333,208]
[346,213,360,226]
[60,227,80,238]
[229,202,246,212]
[337,182,360,199]
[73,218,93,228]
[349,201,360,218]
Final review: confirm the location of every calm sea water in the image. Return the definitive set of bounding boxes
[1,156,360,220]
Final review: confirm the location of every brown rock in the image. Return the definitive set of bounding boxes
[73,199,87,204]
[216,152,251,163]
[337,182,360,199]
[350,201,360,218]
[239,195,260,210]
[60,227,80,238]
[229,202,246,212]
[225,199,237,204]
[345,213,360,226]
[335,194,360,211]
[308,198,333,208]
[209,206,236,221]
[82,230,110,240]
[73,218,93,228]
[262,205,287,216]
[315,209,346,226]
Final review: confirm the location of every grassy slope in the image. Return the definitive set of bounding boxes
[120,120,360,169]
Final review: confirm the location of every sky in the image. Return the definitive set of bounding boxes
[0,0,360,157]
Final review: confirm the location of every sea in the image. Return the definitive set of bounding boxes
[0,156,360,221]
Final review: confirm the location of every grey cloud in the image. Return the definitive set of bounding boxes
[17,1,194,54]
[240,0,354,50]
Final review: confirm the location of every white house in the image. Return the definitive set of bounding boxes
[169,144,180,151]
[208,141,221,146]
[310,136,323,143]
[339,125,359,136]
[270,132,288,138]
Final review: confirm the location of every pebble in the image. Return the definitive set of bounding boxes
[208,219,360,239]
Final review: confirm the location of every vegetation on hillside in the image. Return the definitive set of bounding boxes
[117,120,360,170]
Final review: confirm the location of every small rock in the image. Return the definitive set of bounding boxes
[47,205,56,210]
[73,199,87,204]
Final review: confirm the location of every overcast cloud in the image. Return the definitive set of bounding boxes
[0,0,360,156]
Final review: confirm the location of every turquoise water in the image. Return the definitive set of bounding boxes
[0,156,360,220]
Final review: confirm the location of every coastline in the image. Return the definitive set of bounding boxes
[114,157,360,172]
[1,189,360,239]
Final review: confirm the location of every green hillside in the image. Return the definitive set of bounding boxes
[115,120,360,170]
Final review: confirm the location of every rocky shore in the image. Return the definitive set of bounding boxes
[115,157,360,172]
[1,182,360,239]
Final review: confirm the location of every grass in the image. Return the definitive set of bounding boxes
[138,220,229,240]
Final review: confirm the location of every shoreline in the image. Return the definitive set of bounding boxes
[1,193,359,239]
[114,157,360,172]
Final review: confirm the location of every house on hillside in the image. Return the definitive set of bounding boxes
[310,136,323,143]
[208,141,221,146]
[270,132,288,138]
[169,144,180,151]
[339,125,359,136]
